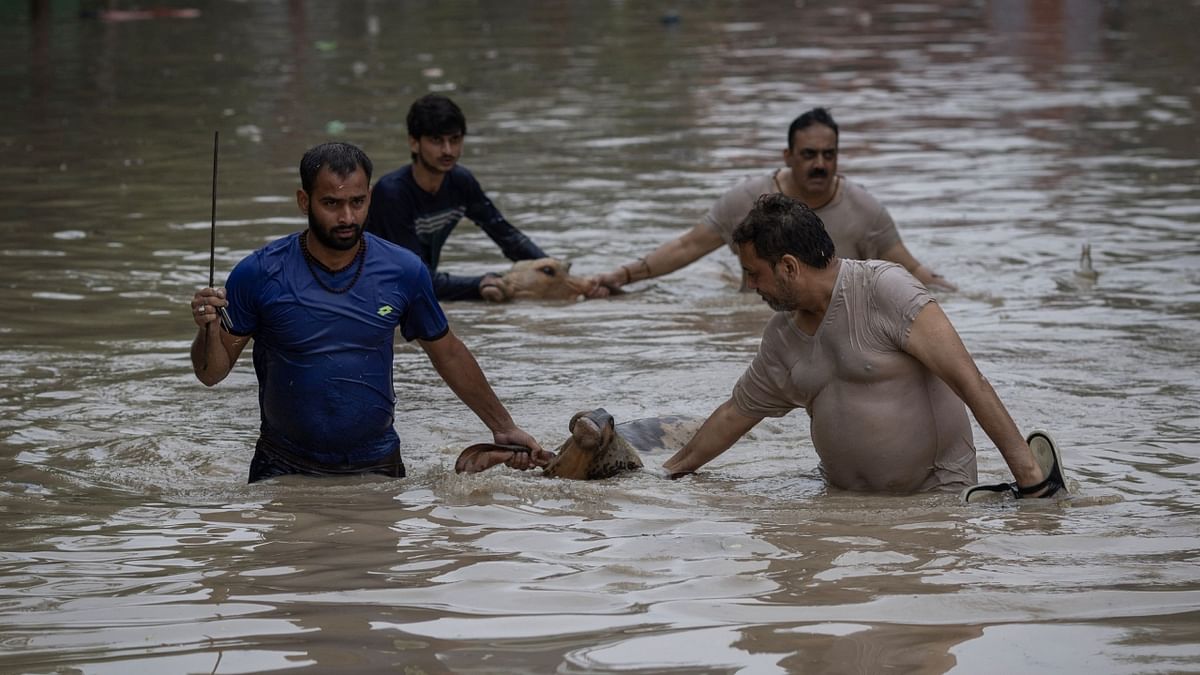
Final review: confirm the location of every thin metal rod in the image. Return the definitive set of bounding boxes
[209,130,218,288]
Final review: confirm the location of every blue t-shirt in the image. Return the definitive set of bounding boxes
[224,232,449,466]
[365,164,546,300]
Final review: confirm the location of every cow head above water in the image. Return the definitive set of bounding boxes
[454,408,644,480]
[453,408,701,479]
[542,408,644,480]
[481,257,593,302]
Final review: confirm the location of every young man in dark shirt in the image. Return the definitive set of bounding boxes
[366,94,548,302]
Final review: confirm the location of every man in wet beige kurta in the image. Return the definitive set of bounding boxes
[705,170,900,263]
[664,193,1053,495]
[589,107,954,296]
[732,258,975,491]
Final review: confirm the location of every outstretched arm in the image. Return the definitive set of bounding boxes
[419,329,547,467]
[467,189,548,262]
[903,302,1046,490]
[880,240,957,291]
[479,214,547,262]
[662,398,761,477]
[431,270,491,302]
[588,222,726,297]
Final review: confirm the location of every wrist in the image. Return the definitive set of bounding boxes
[489,418,517,435]
[635,256,652,281]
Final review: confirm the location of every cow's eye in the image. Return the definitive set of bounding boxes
[539,266,557,277]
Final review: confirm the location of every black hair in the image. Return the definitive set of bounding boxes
[406,94,467,139]
[299,142,373,194]
[786,107,839,150]
[732,193,835,269]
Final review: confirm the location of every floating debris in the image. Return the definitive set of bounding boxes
[1075,242,1099,282]
[235,125,262,143]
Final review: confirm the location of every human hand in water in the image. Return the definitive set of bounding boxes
[479,274,510,303]
[494,427,552,469]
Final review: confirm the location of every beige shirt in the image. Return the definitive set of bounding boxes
[703,171,902,260]
[732,260,977,493]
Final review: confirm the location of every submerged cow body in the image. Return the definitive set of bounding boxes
[455,408,702,480]
[478,257,594,302]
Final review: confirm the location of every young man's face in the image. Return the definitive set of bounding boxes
[299,166,369,251]
[783,124,839,197]
[410,131,464,174]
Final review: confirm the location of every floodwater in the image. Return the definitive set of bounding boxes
[2,0,1198,673]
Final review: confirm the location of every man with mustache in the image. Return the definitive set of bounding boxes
[662,193,1058,498]
[365,94,550,302]
[589,108,954,295]
[189,142,547,482]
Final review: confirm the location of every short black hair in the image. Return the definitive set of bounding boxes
[299,142,373,194]
[732,193,835,269]
[787,107,839,150]
[406,94,467,139]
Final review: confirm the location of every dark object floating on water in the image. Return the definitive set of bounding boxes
[1074,242,1099,282]
[81,7,201,22]
[660,10,681,25]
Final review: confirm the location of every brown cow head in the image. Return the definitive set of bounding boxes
[543,408,644,480]
[481,257,592,302]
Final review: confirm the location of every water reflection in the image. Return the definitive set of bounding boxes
[2,0,1199,672]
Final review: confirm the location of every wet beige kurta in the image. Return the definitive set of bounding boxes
[733,259,977,493]
[704,171,901,260]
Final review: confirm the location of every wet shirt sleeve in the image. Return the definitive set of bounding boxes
[701,174,771,252]
[461,171,547,261]
[398,261,450,342]
[859,194,902,260]
[731,313,807,418]
[432,271,487,302]
[223,252,263,337]
[868,263,934,350]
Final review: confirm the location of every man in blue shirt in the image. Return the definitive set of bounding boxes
[365,94,550,302]
[190,142,548,482]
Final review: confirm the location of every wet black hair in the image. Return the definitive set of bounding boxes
[299,142,373,194]
[732,193,835,269]
[787,107,839,150]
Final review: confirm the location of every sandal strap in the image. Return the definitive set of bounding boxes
[1015,476,1063,498]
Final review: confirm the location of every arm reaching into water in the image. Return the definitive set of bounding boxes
[903,302,1050,492]
[879,240,956,291]
[588,222,726,297]
[661,398,761,477]
[419,330,548,469]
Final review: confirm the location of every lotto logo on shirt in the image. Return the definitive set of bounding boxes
[377,305,394,317]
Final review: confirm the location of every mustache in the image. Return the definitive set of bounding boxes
[807,168,828,178]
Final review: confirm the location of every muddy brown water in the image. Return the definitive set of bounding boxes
[2,1,1198,673]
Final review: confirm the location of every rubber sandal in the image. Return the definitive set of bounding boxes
[960,429,1067,503]
[1025,429,1065,491]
